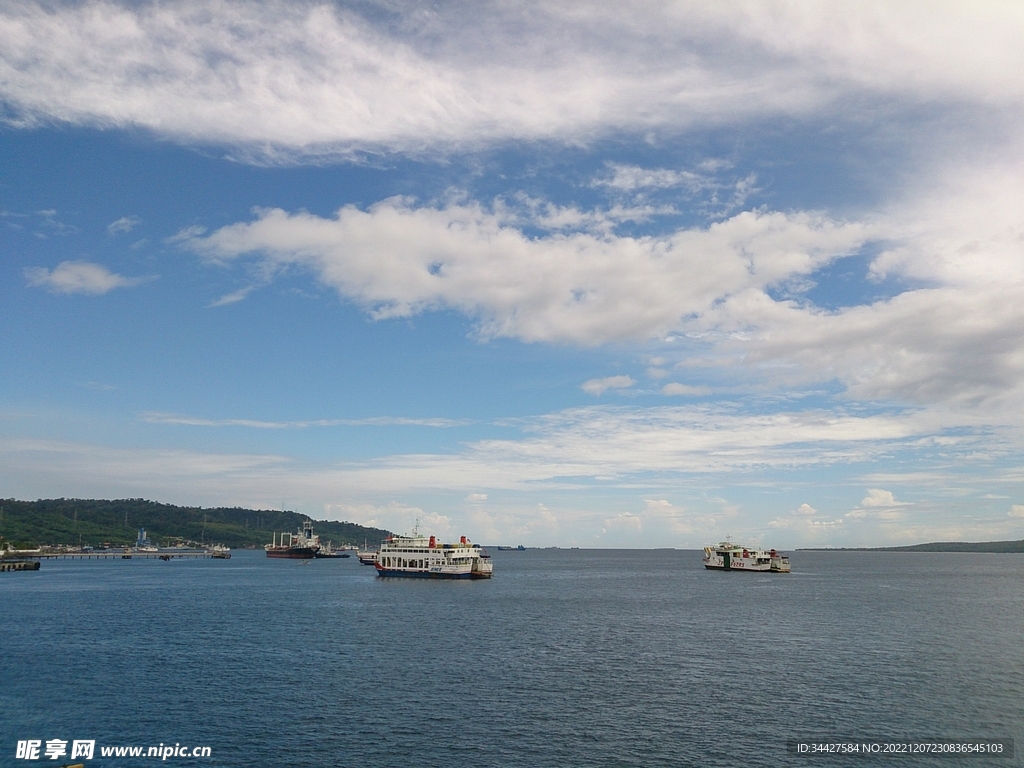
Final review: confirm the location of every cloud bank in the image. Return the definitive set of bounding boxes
[4,399,1020,546]
[181,200,867,344]
[2,2,1022,157]
[179,173,1024,413]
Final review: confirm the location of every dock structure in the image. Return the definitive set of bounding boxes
[13,550,217,561]
[1,559,41,572]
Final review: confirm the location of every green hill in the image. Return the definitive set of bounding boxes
[0,498,392,550]
[799,539,1024,553]
[879,539,1024,553]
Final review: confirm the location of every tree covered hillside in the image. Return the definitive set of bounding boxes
[0,498,392,549]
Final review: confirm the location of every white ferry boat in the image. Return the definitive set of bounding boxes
[703,542,790,572]
[376,532,493,579]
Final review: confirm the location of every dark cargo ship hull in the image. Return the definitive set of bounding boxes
[265,547,319,559]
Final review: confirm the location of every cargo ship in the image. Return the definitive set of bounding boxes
[702,541,790,572]
[265,521,320,559]
[375,532,492,579]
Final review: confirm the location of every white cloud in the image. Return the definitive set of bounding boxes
[5,404,965,501]
[19,0,1015,417]
[661,383,711,397]
[175,175,1024,415]
[174,172,1024,413]
[466,493,488,502]
[333,405,978,487]
[208,286,255,307]
[593,164,715,194]
[495,194,677,235]
[709,154,1024,413]
[582,376,635,397]
[847,489,913,520]
[107,215,141,234]
[172,162,1024,421]
[2,2,1022,158]
[24,261,146,295]
[592,165,758,219]
[181,200,867,345]
[643,499,674,512]
[860,489,910,508]
[603,512,642,532]
[141,412,468,429]
[637,498,721,537]
[323,501,434,533]
[5,403,1021,546]
[1009,505,1024,518]
[770,515,843,529]
[768,501,844,530]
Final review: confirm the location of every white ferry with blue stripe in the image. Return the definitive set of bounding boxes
[375,532,493,579]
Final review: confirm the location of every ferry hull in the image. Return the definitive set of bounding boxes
[375,566,473,579]
[703,562,770,571]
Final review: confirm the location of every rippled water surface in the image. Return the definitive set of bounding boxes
[2,549,1022,767]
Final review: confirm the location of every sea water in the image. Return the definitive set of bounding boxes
[2,549,1022,767]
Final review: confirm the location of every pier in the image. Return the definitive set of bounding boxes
[1,560,41,572]
[11,550,217,561]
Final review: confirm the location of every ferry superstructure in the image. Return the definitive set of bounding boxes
[375,533,492,579]
[703,542,790,572]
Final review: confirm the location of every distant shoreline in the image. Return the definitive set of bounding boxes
[798,539,1024,553]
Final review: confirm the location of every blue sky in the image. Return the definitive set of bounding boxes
[3,1,1024,547]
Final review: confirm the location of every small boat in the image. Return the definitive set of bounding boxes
[210,544,231,559]
[356,539,378,565]
[314,540,348,559]
[768,548,791,572]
